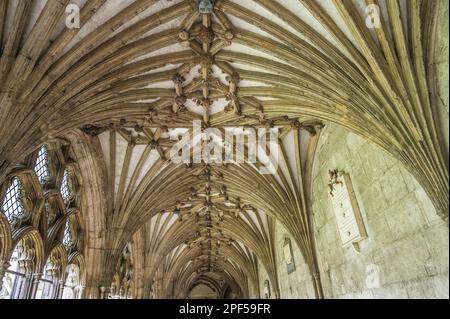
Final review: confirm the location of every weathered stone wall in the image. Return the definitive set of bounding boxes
[310,124,449,299]
[247,277,258,299]
[257,258,275,299]
[274,221,315,299]
[436,0,449,156]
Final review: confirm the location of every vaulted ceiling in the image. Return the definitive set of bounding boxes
[0,0,447,299]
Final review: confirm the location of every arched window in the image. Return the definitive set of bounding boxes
[63,219,73,248]
[0,237,38,299]
[0,141,85,300]
[0,245,20,299]
[263,280,271,299]
[110,243,133,299]
[36,247,65,299]
[62,264,81,299]
[2,177,25,224]
[35,263,53,299]
[60,169,72,203]
[35,146,50,184]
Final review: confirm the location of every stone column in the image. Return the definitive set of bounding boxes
[27,273,42,299]
[49,277,58,299]
[18,273,33,299]
[312,272,324,299]
[56,280,65,299]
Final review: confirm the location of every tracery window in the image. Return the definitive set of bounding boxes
[62,264,81,299]
[63,219,73,248]
[0,246,20,299]
[0,141,86,299]
[35,145,50,184]
[35,263,53,299]
[60,169,72,202]
[2,177,25,224]
[36,247,66,299]
[110,243,133,299]
[0,238,37,299]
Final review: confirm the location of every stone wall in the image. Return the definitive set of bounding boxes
[274,221,315,299]
[436,0,449,155]
[310,124,449,299]
[256,258,274,299]
[247,276,258,299]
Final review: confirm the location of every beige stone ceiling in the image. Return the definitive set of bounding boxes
[0,0,447,298]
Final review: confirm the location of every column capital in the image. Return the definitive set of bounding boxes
[31,273,42,286]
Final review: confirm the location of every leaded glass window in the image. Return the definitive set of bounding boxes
[63,219,73,247]
[2,177,25,224]
[61,170,72,202]
[35,146,50,184]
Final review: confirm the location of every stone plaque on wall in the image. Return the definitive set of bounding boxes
[329,172,367,246]
[283,238,296,274]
